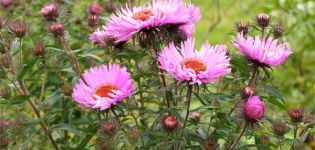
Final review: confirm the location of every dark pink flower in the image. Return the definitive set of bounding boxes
[243,96,265,122]
[1,0,11,8]
[89,3,103,16]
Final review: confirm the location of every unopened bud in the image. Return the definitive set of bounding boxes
[61,83,72,95]
[99,119,119,135]
[0,87,10,99]
[8,21,27,38]
[40,101,52,111]
[273,24,285,37]
[95,138,111,150]
[9,120,22,135]
[127,128,140,141]
[240,86,256,100]
[0,120,9,133]
[0,55,9,68]
[288,108,304,123]
[258,135,270,145]
[256,13,271,28]
[1,0,11,8]
[41,3,59,21]
[272,120,288,137]
[33,43,46,56]
[89,3,103,16]
[204,140,217,150]
[49,22,64,37]
[236,22,249,35]
[162,115,178,132]
[87,15,99,28]
[191,112,201,122]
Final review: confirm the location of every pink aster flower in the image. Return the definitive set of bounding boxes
[89,28,108,47]
[99,0,201,43]
[158,38,231,84]
[233,33,292,67]
[243,96,265,122]
[72,64,135,110]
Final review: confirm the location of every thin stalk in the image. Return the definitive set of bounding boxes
[174,80,178,106]
[59,36,81,76]
[162,133,168,150]
[176,84,193,150]
[19,38,23,66]
[230,125,247,150]
[278,138,282,150]
[130,109,145,146]
[39,61,47,102]
[110,107,128,135]
[294,124,298,139]
[248,66,258,88]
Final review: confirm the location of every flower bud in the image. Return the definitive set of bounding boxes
[240,86,256,100]
[87,15,99,28]
[127,128,140,141]
[33,43,46,56]
[272,120,288,137]
[235,22,249,35]
[1,0,11,8]
[0,55,9,68]
[41,3,59,21]
[40,101,52,111]
[305,133,315,149]
[162,115,178,132]
[0,87,11,99]
[89,3,103,16]
[258,135,269,145]
[8,21,27,38]
[256,13,271,28]
[204,140,217,150]
[95,138,111,150]
[0,120,9,133]
[104,1,118,13]
[99,119,119,135]
[9,120,22,135]
[191,112,201,122]
[0,136,8,149]
[61,83,72,95]
[49,22,64,37]
[273,24,285,37]
[287,108,304,123]
[243,96,265,122]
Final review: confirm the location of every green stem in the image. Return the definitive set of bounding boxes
[248,66,258,88]
[294,124,298,139]
[230,125,247,150]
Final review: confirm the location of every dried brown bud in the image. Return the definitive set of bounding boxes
[0,136,8,149]
[127,128,140,141]
[256,13,271,28]
[272,120,288,137]
[191,112,201,122]
[8,21,27,38]
[41,3,59,21]
[236,22,249,35]
[95,138,111,150]
[33,43,46,56]
[49,22,64,37]
[288,108,304,123]
[273,24,285,37]
[87,15,99,28]
[204,140,217,150]
[162,115,178,132]
[61,83,72,95]
[258,135,270,145]
[99,119,119,135]
[240,86,256,100]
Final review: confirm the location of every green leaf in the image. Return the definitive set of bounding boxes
[14,59,38,80]
[258,86,285,103]
[50,123,82,137]
[2,95,30,105]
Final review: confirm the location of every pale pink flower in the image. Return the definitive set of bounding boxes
[243,96,265,121]
[72,64,135,110]
[158,38,231,85]
[233,33,292,67]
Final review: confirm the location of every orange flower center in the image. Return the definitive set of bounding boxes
[95,84,117,98]
[182,59,207,74]
[132,9,153,21]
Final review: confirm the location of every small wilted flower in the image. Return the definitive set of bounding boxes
[87,15,99,28]
[191,112,201,122]
[258,135,270,145]
[9,121,22,135]
[0,120,9,133]
[235,22,249,35]
[243,96,265,122]
[0,136,8,149]
[162,115,178,132]
[99,119,119,135]
[89,3,103,16]
[41,3,59,21]
[8,21,27,38]
[256,13,270,28]
[61,83,72,95]
[1,0,11,8]
[240,86,256,100]
[273,24,285,37]
[272,120,288,137]
[287,108,304,123]
[204,140,217,150]
[95,138,111,150]
[33,43,46,56]
[49,22,64,37]
[127,128,140,141]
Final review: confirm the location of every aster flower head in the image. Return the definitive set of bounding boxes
[233,33,292,67]
[98,0,201,44]
[72,64,134,110]
[243,96,265,122]
[41,3,59,21]
[158,38,231,85]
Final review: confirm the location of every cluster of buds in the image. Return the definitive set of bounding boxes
[32,43,46,56]
[41,3,59,21]
[8,21,27,38]
[162,115,178,132]
[99,119,119,136]
[287,108,304,123]
[272,120,288,137]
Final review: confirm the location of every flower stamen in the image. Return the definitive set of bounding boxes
[95,84,117,98]
[182,59,207,74]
